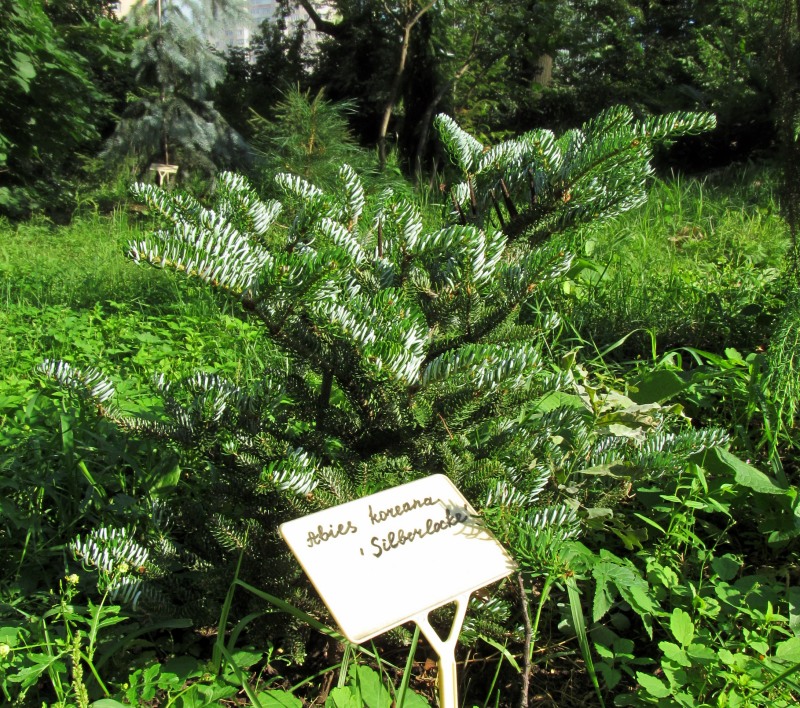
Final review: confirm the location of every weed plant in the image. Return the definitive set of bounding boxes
[561,167,789,359]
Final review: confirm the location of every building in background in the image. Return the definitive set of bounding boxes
[115,0,313,52]
[115,0,138,16]
[221,1,326,54]
[222,1,279,49]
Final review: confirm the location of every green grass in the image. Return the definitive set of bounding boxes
[560,166,790,358]
[0,211,276,436]
[0,211,164,309]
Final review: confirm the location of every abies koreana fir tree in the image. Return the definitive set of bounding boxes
[41,106,720,637]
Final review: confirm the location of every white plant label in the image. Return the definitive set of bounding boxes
[280,474,516,644]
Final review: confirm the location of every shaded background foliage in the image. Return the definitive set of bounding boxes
[0,0,794,218]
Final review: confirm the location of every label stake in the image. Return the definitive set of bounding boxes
[280,475,515,705]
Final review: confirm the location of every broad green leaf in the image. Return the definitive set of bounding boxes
[718,448,788,494]
[789,586,800,635]
[591,560,637,622]
[776,636,800,662]
[686,643,716,664]
[527,391,587,414]
[149,463,181,493]
[326,686,360,708]
[670,608,694,648]
[92,701,129,708]
[399,690,432,708]
[630,369,688,404]
[710,554,740,581]
[10,657,65,686]
[595,663,622,690]
[12,52,36,84]
[618,581,656,636]
[258,690,304,708]
[659,641,691,667]
[636,672,671,698]
[229,649,263,669]
[694,447,788,495]
[349,665,391,708]
[0,626,21,645]
[162,655,200,680]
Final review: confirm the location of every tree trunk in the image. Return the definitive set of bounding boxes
[533,53,553,87]
[377,0,436,170]
[412,59,472,175]
[378,23,413,169]
[295,0,343,37]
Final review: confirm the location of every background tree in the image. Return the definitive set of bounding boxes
[0,0,130,217]
[274,0,777,174]
[247,87,379,193]
[103,0,248,179]
[215,8,308,139]
[510,0,776,166]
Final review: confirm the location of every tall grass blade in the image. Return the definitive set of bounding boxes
[565,574,605,708]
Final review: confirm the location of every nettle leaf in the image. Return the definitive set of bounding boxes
[669,608,695,648]
[636,672,671,698]
[591,560,639,622]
